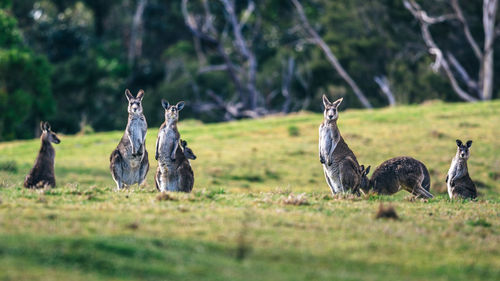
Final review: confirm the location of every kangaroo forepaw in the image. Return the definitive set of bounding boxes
[320,156,325,164]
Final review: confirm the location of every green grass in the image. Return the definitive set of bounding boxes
[0,100,499,280]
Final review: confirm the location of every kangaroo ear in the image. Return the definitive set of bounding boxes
[332,97,343,108]
[365,165,371,175]
[136,89,144,100]
[466,140,472,147]
[40,121,45,132]
[161,99,169,110]
[44,122,51,131]
[360,165,365,172]
[125,89,134,101]
[322,94,331,107]
[176,101,185,111]
[456,139,462,147]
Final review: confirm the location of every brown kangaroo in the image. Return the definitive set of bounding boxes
[24,122,61,188]
[155,100,187,192]
[109,89,149,190]
[370,156,433,198]
[319,95,364,195]
[446,139,477,199]
[155,139,196,192]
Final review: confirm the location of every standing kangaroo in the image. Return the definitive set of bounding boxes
[155,139,196,192]
[155,99,188,192]
[24,122,61,188]
[110,89,149,190]
[446,140,477,199]
[370,156,433,198]
[319,95,364,195]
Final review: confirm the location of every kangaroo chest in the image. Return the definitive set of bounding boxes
[127,117,146,145]
[448,158,465,179]
[158,126,178,163]
[320,125,339,157]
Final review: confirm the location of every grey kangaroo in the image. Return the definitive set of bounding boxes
[155,139,196,192]
[446,140,477,199]
[24,122,61,188]
[319,95,364,195]
[155,99,188,192]
[110,89,149,190]
[370,156,433,198]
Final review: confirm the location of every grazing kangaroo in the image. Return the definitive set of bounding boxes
[155,99,189,192]
[446,140,477,199]
[110,89,149,190]
[24,122,61,188]
[155,139,196,192]
[319,95,364,195]
[370,156,433,198]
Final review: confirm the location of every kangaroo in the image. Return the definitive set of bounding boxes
[110,89,149,190]
[155,139,196,192]
[24,122,61,188]
[446,140,477,199]
[155,99,186,192]
[359,165,371,194]
[319,95,364,195]
[370,156,433,198]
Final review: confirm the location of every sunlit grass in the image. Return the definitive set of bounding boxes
[0,101,499,280]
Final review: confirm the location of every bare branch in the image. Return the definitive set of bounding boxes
[198,64,229,74]
[220,0,260,110]
[403,0,478,102]
[240,0,255,28]
[481,0,498,100]
[181,0,217,44]
[281,57,295,113]
[451,0,482,59]
[128,0,148,65]
[447,52,479,93]
[374,76,396,107]
[291,0,373,108]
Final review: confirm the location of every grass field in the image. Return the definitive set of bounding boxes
[0,101,499,280]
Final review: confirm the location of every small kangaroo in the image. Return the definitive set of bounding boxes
[446,139,477,199]
[370,156,433,198]
[319,95,364,195]
[24,122,61,188]
[110,89,149,190]
[155,139,196,192]
[155,99,186,192]
[359,165,371,194]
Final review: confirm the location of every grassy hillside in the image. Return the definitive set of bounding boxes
[0,101,499,280]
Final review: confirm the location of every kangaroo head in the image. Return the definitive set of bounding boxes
[162,99,185,123]
[322,95,343,122]
[456,139,472,160]
[40,121,60,144]
[180,139,196,160]
[125,89,144,115]
[359,165,371,193]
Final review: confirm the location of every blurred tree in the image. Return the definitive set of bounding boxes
[2,0,498,139]
[0,2,55,140]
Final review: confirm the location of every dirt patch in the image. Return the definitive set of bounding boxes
[375,203,399,220]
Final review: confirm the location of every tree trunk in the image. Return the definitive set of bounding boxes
[481,0,498,100]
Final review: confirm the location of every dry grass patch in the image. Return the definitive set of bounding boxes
[281,193,309,206]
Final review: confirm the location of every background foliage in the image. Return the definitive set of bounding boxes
[0,0,498,140]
